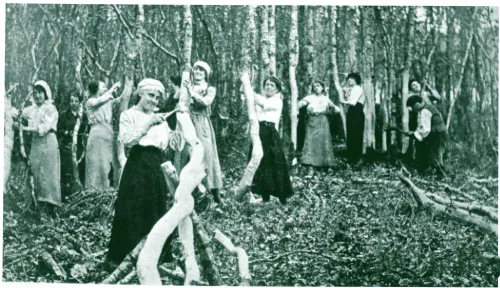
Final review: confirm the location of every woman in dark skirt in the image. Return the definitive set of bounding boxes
[249,76,294,204]
[107,78,174,265]
[340,73,365,166]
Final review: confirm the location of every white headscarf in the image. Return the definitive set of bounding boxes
[33,80,52,102]
[137,78,165,96]
[193,61,211,77]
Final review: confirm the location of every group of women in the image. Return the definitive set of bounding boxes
[19,61,446,266]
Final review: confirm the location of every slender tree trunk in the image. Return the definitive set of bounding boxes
[237,5,262,194]
[401,7,415,153]
[305,6,314,94]
[360,7,376,152]
[446,8,477,131]
[329,6,347,140]
[268,5,276,77]
[260,6,270,92]
[289,6,299,161]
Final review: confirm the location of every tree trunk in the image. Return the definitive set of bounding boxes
[400,7,415,153]
[237,5,262,195]
[305,6,314,94]
[268,5,276,77]
[289,6,299,162]
[4,91,16,189]
[260,6,269,92]
[329,6,347,140]
[446,8,477,131]
[183,5,193,65]
[360,7,376,153]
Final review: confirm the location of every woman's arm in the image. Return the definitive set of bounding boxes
[328,100,341,113]
[412,109,432,141]
[119,112,155,148]
[298,96,309,109]
[191,86,216,107]
[37,106,59,136]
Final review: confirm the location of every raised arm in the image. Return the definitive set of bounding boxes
[328,99,341,113]
[298,96,310,109]
[87,82,122,110]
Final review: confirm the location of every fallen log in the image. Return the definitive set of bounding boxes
[39,250,67,280]
[470,177,498,184]
[214,229,252,286]
[399,175,497,237]
[159,265,208,285]
[426,193,497,221]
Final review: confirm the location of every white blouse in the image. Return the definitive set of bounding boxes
[119,106,171,150]
[22,101,59,136]
[298,94,340,114]
[255,93,283,130]
[86,92,119,127]
[344,85,365,105]
[413,108,433,141]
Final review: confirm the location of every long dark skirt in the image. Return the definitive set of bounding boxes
[249,121,294,203]
[415,131,448,173]
[107,145,174,264]
[346,103,365,163]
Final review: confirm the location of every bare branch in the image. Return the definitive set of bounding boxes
[142,31,180,64]
[111,4,134,40]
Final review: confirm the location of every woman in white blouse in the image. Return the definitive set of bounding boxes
[107,78,174,265]
[298,80,340,171]
[340,73,365,166]
[250,76,294,204]
[21,80,61,213]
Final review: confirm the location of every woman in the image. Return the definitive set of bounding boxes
[21,80,61,212]
[339,73,365,166]
[57,90,88,199]
[107,78,174,264]
[406,95,447,175]
[407,79,442,161]
[250,76,294,204]
[298,80,340,172]
[182,61,223,203]
[85,80,121,191]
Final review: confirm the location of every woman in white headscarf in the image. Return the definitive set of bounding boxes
[182,61,223,203]
[21,80,61,212]
[107,78,174,265]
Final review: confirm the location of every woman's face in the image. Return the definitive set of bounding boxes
[410,81,421,92]
[70,95,80,112]
[347,78,356,87]
[313,83,324,95]
[138,88,161,113]
[33,88,46,106]
[264,80,278,97]
[193,66,206,81]
[98,82,108,96]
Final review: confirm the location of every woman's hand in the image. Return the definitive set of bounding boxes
[148,114,164,127]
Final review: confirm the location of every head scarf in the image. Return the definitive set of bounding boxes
[193,61,211,77]
[33,80,52,102]
[137,78,165,96]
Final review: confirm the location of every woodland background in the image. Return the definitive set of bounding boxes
[3,4,500,286]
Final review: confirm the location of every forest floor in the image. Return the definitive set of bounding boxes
[2,147,499,286]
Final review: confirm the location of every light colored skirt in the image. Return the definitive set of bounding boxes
[191,113,223,190]
[85,124,114,190]
[300,114,336,167]
[30,132,61,206]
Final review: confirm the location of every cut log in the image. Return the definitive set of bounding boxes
[214,229,252,286]
[119,269,136,284]
[399,175,497,236]
[102,238,145,284]
[39,251,67,280]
